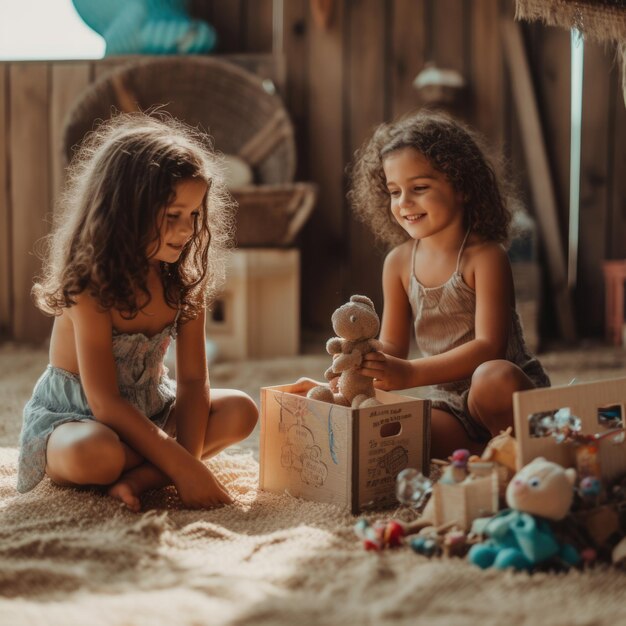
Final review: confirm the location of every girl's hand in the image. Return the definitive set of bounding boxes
[174,457,233,508]
[360,351,416,391]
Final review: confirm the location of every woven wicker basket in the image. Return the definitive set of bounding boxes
[62,56,296,184]
[231,183,316,247]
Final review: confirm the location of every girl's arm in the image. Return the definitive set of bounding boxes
[69,294,198,480]
[173,308,211,458]
[378,245,413,357]
[363,244,512,390]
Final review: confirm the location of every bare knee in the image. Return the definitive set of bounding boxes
[231,392,259,439]
[430,409,483,459]
[469,360,532,434]
[205,390,259,448]
[472,360,524,399]
[47,423,126,486]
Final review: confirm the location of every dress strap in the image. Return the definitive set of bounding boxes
[411,238,419,280]
[173,306,182,325]
[172,292,183,328]
[168,302,182,340]
[455,228,471,274]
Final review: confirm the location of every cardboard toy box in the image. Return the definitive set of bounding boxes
[513,376,626,482]
[259,381,431,513]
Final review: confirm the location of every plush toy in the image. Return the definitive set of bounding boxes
[307,295,382,408]
[468,458,581,571]
[479,427,518,497]
[440,449,470,484]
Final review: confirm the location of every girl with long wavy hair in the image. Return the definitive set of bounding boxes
[349,110,549,459]
[18,112,258,511]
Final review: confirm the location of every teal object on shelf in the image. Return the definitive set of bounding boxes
[72,0,217,55]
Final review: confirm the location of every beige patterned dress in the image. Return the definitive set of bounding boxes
[408,231,550,441]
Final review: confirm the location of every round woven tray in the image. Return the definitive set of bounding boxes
[62,56,296,184]
[231,183,317,247]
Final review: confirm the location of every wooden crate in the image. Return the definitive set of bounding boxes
[259,381,431,513]
[206,248,299,360]
[431,471,499,532]
[513,376,626,482]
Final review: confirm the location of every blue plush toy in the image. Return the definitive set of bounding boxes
[468,457,581,571]
[72,0,216,55]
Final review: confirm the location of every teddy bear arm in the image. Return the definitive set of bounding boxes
[326,338,343,355]
[368,339,383,352]
[332,349,362,373]
[324,366,339,381]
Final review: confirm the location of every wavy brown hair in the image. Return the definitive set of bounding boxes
[33,112,234,322]
[348,109,512,248]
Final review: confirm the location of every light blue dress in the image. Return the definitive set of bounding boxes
[17,318,178,493]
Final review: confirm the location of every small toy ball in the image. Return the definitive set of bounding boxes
[440,449,471,485]
[451,449,470,467]
[409,535,438,557]
[579,476,602,498]
[354,519,381,551]
[581,548,597,565]
[445,530,465,543]
[383,520,405,548]
[354,518,406,551]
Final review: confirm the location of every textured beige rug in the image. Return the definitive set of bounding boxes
[2,343,626,625]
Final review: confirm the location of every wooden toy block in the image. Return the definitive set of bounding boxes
[513,376,626,482]
[206,248,300,360]
[431,471,499,532]
[259,381,431,513]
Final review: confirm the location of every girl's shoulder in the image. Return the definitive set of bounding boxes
[383,240,414,292]
[464,238,509,267]
[67,290,111,316]
[384,239,414,268]
[461,238,511,289]
[64,292,114,331]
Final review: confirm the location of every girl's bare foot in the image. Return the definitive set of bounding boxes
[108,480,141,513]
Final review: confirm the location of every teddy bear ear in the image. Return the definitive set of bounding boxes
[564,468,577,485]
[350,295,375,309]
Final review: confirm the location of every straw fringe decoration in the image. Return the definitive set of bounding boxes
[516,1,626,43]
[515,1,626,105]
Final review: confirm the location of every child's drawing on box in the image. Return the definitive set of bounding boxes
[17,113,258,511]
[348,110,550,459]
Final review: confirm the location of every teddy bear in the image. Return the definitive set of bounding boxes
[468,457,581,571]
[307,295,383,408]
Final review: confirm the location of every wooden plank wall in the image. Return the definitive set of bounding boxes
[274,0,623,337]
[1,0,625,343]
[0,54,283,343]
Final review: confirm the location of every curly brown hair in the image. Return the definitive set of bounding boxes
[33,112,234,322]
[348,109,512,248]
